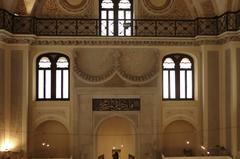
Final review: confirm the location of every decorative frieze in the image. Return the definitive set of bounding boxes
[92,98,140,111]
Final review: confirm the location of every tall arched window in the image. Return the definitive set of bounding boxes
[100,0,133,36]
[162,54,194,100]
[37,53,70,100]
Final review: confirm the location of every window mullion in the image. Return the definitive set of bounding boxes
[114,2,118,36]
[44,70,46,99]
[185,69,187,99]
[176,65,180,99]
[124,10,126,36]
[52,61,56,99]
[168,70,170,99]
[61,69,64,98]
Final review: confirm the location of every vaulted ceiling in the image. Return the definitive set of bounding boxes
[0,0,239,19]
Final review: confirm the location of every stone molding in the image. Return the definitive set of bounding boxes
[73,50,159,84]
[0,30,240,46]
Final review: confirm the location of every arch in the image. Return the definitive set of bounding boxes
[32,120,70,158]
[94,114,137,134]
[162,115,198,132]
[33,114,70,132]
[162,120,198,157]
[36,52,70,100]
[95,115,137,159]
[162,52,195,100]
[33,51,72,64]
[162,51,198,64]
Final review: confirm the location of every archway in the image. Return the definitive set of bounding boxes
[96,116,136,159]
[163,120,197,157]
[33,120,70,158]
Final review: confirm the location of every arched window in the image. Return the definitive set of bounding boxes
[37,53,69,100]
[162,54,194,100]
[100,0,133,36]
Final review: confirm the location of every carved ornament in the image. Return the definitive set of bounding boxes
[142,0,174,15]
[73,50,159,84]
[58,0,90,13]
[92,98,140,111]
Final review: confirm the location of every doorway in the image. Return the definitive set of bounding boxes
[96,116,135,159]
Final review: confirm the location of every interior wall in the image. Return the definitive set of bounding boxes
[97,116,135,159]
[10,50,23,150]
[225,49,231,152]
[0,49,4,143]
[207,51,220,147]
[237,48,240,151]
[163,120,197,157]
[33,120,70,158]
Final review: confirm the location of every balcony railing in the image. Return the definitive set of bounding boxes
[0,9,239,37]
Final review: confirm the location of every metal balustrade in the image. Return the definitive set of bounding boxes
[0,9,239,37]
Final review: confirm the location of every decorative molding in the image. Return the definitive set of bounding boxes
[73,50,159,84]
[140,0,192,19]
[0,29,240,46]
[92,98,140,111]
[58,0,89,13]
[142,0,174,15]
[162,106,199,130]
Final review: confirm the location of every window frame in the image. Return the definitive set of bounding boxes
[36,53,70,101]
[162,54,194,100]
[99,0,133,36]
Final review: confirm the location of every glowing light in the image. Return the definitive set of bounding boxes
[42,142,46,146]
[201,146,206,150]
[0,140,15,151]
[46,144,50,147]
[121,144,124,148]
[207,151,210,155]
[186,141,190,145]
[112,146,116,150]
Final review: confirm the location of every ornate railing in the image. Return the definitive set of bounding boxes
[0,9,240,37]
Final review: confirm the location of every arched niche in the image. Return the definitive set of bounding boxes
[162,120,197,157]
[32,120,70,158]
[96,116,136,159]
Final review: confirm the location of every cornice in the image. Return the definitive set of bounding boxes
[0,29,240,46]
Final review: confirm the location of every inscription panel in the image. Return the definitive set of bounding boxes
[92,98,140,111]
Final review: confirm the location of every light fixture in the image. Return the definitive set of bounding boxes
[121,144,124,148]
[201,146,206,150]
[186,141,190,145]
[0,140,15,151]
[42,142,50,148]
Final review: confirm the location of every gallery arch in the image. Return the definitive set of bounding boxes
[32,120,70,158]
[162,120,197,157]
[96,116,136,159]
